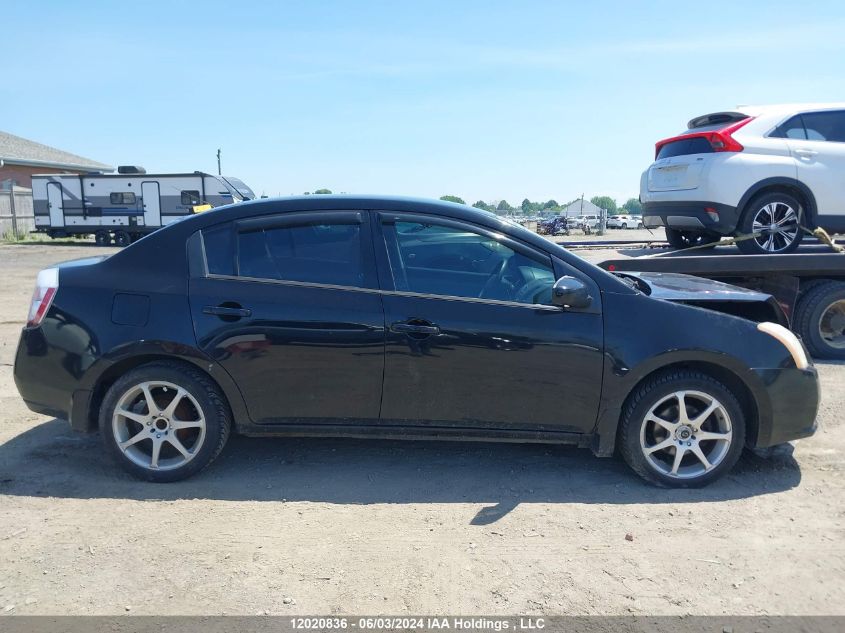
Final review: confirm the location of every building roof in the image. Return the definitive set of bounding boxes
[561,199,604,216]
[0,130,113,172]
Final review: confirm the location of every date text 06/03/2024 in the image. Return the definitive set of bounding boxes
[289,618,547,631]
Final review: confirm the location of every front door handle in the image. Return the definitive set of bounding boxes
[794,148,818,158]
[203,304,252,318]
[390,320,441,336]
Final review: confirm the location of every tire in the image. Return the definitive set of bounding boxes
[736,192,804,255]
[665,228,720,250]
[637,221,644,229]
[793,281,845,360]
[621,223,628,230]
[94,230,111,246]
[113,230,131,247]
[619,370,746,487]
[99,361,232,482]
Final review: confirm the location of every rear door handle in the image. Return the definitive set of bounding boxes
[203,305,252,318]
[390,321,440,336]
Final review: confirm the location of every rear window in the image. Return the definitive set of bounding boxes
[656,136,714,159]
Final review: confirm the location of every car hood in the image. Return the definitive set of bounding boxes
[615,271,789,326]
[620,271,771,302]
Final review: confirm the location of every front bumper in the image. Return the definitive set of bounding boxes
[642,201,740,235]
[752,366,819,448]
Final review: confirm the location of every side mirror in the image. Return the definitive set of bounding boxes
[551,276,592,309]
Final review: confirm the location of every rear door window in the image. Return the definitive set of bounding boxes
[799,111,845,142]
[236,214,370,288]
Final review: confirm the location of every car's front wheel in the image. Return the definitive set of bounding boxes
[99,362,231,482]
[619,370,745,487]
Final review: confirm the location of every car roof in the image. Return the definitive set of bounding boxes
[204,194,493,223]
[735,102,845,116]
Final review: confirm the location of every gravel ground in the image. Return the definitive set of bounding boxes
[0,241,842,616]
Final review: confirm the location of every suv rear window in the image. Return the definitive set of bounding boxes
[656,136,714,159]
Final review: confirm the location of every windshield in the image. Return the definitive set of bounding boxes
[220,176,256,200]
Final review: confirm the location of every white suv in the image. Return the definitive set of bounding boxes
[606,214,643,229]
[640,103,845,254]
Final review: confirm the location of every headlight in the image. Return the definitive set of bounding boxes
[757,322,810,370]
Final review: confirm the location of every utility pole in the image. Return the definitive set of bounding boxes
[216,149,222,175]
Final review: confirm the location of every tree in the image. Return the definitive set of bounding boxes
[313,188,332,194]
[543,199,559,210]
[622,197,643,215]
[440,195,466,205]
[521,198,533,213]
[496,199,513,212]
[472,200,493,212]
[590,195,617,214]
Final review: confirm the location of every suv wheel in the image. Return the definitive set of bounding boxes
[737,192,804,254]
[665,228,719,250]
[619,370,745,487]
[100,362,231,482]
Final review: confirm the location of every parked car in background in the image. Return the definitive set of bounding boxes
[641,103,845,254]
[14,196,819,487]
[607,215,644,229]
[578,215,601,233]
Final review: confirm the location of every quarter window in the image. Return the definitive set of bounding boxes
[237,221,366,287]
[384,220,555,305]
[770,115,806,140]
[109,192,136,205]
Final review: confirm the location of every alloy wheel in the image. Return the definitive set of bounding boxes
[751,202,799,253]
[112,381,206,471]
[639,390,733,479]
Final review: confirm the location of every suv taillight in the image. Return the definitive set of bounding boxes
[27,268,58,327]
[655,116,755,159]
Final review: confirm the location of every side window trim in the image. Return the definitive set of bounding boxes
[236,210,362,233]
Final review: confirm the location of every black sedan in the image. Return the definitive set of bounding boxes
[13,196,820,486]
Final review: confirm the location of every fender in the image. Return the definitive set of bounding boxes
[737,177,818,228]
[590,348,773,457]
[76,339,251,432]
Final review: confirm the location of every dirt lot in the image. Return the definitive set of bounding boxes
[0,241,843,616]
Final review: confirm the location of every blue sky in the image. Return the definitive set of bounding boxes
[2,1,844,204]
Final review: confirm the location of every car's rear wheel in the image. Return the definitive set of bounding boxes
[99,362,231,482]
[736,192,804,254]
[619,370,745,487]
[665,228,720,250]
[794,281,845,360]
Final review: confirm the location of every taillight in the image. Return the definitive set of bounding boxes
[655,116,755,159]
[706,116,753,152]
[27,267,58,327]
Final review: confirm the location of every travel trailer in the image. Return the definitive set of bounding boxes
[32,167,255,245]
